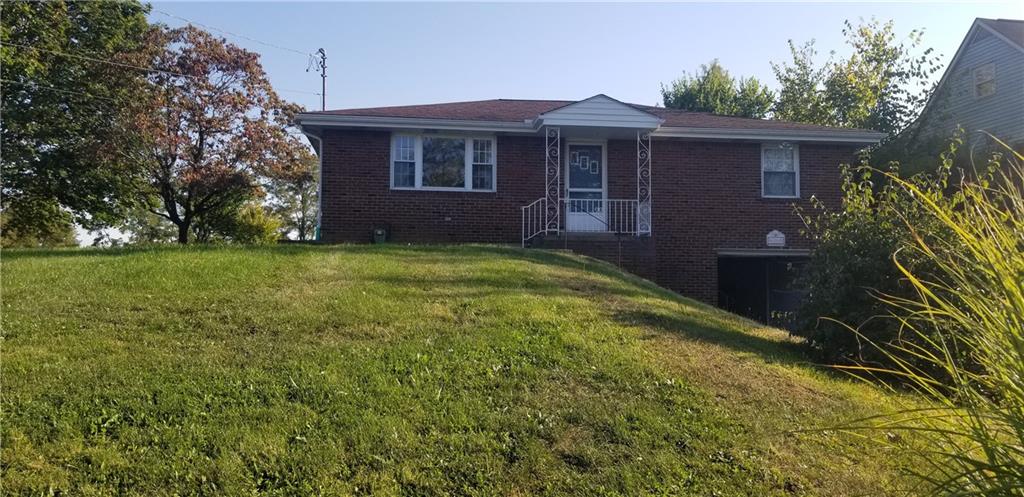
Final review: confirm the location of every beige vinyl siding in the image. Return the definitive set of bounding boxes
[922,28,1024,146]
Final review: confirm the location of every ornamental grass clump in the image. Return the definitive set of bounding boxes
[839,141,1024,495]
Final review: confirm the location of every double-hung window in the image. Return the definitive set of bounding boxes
[471,139,495,190]
[761,143,799,198]
[392,135,416,188]
[391,134,495,191]
[974,63,996,98]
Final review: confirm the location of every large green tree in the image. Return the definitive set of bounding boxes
[1,1,153,245]
[772,19,940,136]
[660,60,775,118]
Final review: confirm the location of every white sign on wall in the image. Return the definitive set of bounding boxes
[766,230,786,248]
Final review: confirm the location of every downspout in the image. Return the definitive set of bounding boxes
[302,128,324,242]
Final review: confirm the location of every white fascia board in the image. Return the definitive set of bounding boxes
[296,113,884,143]
[538,117,663,128]
[295,114,538,133]
[651,127,885,144]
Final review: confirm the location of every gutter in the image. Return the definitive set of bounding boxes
[652,127,885,144]
[302,129,324,242]
[297,114,886,144]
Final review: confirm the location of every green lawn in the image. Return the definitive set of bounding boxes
[2,245,916,496]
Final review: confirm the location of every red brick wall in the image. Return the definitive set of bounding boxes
[319,129,544,243]
[649,140,852,303]
[319,129,855,303]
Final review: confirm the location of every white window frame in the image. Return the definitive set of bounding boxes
[973,62,996,98]
[390,135,417,188]
[761,142,800,199]
[390,133,496,192]
[470,139,496,191]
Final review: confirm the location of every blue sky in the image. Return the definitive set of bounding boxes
[148,1,1022,111]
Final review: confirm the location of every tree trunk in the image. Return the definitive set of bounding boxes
[177,222,189,244]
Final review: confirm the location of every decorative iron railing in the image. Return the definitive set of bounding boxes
[521,197,642,246]
[521,198,548,247]
[561,198,639,235]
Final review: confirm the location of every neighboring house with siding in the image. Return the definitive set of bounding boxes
[912,18,1024,150]
[296,95,882,325]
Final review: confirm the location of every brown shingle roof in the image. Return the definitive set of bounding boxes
[642,107,878,133]
[979,18,1024,50]
[314,99,571,122]
[307,98,877,134]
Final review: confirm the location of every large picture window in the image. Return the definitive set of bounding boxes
[761,143,799,198]
[422,137,466,188]
[391,134,495,191]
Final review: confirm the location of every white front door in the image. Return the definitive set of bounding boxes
[566,143,606,232]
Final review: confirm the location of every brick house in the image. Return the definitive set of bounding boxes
[296,95,882,325]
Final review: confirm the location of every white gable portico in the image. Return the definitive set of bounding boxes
[522,95,660,245]
[533,94,664,137]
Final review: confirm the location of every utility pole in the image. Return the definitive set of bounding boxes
[316,48,326,111]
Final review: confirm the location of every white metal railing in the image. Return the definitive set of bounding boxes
[522,197,646,246]
[561,198,639,235]
[521,197,548,247]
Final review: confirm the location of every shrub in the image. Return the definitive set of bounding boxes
[229,203,282,245]
[840,142,1024,495]
[793,141,964,369]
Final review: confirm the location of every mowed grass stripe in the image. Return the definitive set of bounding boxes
[2,245,913,496]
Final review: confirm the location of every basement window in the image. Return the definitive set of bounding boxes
[391,134,496,191]
[761,143,799,198]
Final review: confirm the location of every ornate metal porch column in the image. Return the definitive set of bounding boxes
[545,126,561,231]
[637,131,652,235]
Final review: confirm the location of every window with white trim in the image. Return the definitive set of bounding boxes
[471,139,494,190]
[391,134,495,191]
[974,63,996,98]
[761,143,799,198]
[392,135,416,188]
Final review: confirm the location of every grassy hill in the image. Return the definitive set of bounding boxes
[2,245,915,496]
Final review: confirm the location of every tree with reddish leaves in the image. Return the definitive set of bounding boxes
[138,26,307,244]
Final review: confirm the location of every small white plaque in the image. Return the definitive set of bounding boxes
[766,230,786,248]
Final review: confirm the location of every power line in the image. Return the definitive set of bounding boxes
[0,78,120,102]
[5,42,321,97]
[6,42,198,80]
[275,88,322,97]
[2,79,316,136]
[149,7,325,102]
[150,7,311,57]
